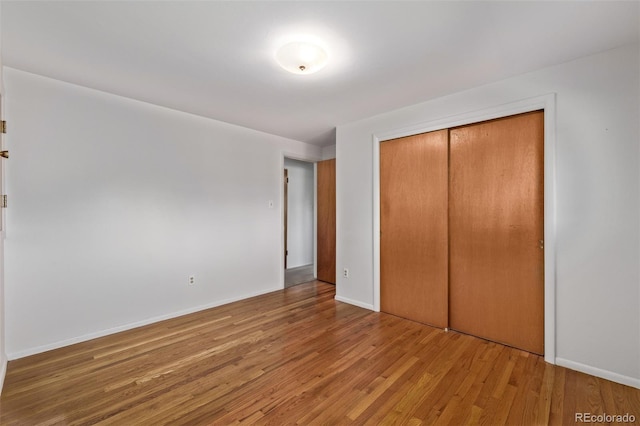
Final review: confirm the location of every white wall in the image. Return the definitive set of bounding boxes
[284,158,314,269]
[3,67,322,358]
[336,44,640,388]
[321,144,336,160]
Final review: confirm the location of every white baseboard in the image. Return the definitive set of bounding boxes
[335,295,375,311]
[556,357,640,389]
[7,286,282,360]
[0,353,7,395]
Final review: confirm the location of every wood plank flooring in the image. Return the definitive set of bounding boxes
[1,282,639,425]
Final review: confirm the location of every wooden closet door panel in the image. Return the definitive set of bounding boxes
[449,111,544,354]
[317,159,336,284]
[380,130,448,328]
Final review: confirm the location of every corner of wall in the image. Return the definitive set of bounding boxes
[321,144,336,160]
[0,353,7,395]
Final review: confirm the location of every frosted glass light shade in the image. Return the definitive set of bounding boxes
[276,42,328,75]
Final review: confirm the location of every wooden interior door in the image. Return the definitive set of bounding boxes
[380,130,449,328]
[449,110,544,354]
[317,159,336,284]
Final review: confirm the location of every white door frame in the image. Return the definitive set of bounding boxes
[371,94,557,364]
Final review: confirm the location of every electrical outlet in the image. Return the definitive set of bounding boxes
[343,268,349,278]
[188,275,195,285]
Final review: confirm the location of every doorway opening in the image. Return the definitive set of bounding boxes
[284,158,315,287]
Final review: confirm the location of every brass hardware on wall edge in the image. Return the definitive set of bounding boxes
[1,195,7,209]
[0,151,9,159]
[0,121,6,134]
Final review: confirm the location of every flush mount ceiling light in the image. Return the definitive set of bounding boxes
[275,41,328,75]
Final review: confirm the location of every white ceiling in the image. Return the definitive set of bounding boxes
[2,1,638,147]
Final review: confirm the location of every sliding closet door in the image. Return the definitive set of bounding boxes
[317,159,336,284]
[449,111,544,354]
[381,130,448,328]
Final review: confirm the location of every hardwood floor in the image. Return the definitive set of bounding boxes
[1,282,639,425]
